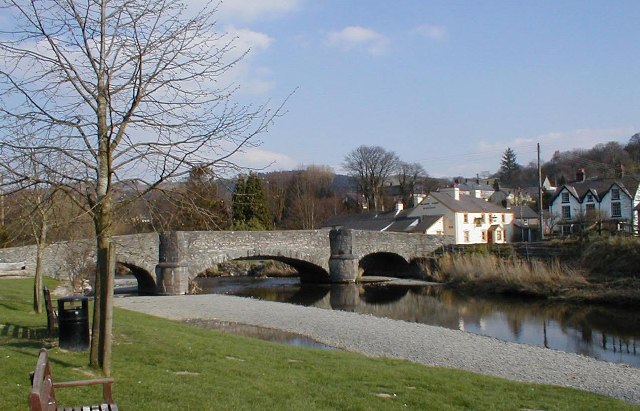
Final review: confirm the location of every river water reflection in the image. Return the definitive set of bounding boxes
[195,276,640,368]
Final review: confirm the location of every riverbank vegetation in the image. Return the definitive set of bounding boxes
[1,279,635,410]
[428,236,640,306]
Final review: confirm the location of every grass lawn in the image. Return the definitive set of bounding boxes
[1,278,637,410]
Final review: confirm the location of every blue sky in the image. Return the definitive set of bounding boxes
[213,0,640,177]
[2,1,638,178]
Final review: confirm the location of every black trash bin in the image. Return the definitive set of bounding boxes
[57,296,90,351]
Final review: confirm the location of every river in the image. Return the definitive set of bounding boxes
[193,276,640,368]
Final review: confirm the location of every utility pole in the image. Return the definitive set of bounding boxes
[537,143,545,240]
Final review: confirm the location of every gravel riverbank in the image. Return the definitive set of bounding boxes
[114,294,640,404]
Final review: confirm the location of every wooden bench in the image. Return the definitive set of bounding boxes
[43,287,57,335]
[29,348,118,411]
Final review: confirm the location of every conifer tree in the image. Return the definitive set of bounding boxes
[499,147,521,185]
[231,174,272,230]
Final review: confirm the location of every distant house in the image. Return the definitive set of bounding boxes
[511,204,540,242]
[324,203,444,235]
[548,168,640,234]
[452,178,496,200]
[407,187,514,244]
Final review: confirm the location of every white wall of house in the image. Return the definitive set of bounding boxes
[424,217,445,235]
[411,192,513,244]
[599,184,633,221]
[550,187,581,223]
[455,211,512,244]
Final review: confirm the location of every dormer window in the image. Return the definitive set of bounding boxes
[611,188,620,200]
[561,192,570,203]
[586,194,594,203]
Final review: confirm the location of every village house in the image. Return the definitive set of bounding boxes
[407,187,514,244]
[548,168,640,235]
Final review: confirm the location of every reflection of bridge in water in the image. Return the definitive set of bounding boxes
[206,278,640,367]
[0,229,451,295]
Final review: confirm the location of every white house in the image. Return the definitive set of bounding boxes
[549,170,640,234]
[408,187,514,244]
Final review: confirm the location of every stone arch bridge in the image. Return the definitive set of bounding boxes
[0,229,451,295]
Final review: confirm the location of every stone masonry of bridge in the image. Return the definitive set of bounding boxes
[0,229,452,295]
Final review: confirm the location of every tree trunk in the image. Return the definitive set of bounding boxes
[32,218,47,314]
[33,243,44,313]
[90,200,113,370]
[98,242,115,376]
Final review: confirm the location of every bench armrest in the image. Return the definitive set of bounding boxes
[53,378,115,403]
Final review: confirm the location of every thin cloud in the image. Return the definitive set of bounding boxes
[222,26,275,95]
[215,0,300,22]
[235,148,297,170]
[326,26,390,56]
[413,24,447,40]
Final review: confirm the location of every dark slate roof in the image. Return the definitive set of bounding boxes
[323,210,442,233]
[429,191,511,213]
[551,176,639,203]
[510,204,539,219]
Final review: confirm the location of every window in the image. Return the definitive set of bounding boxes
[611,202,622,218]
[586,194,594,203]
[501,214,506,223]
[463,231,470,243]
[562,205,571,219]
[463,213,468,224]
[561,192,570,203]
[611,188,620,200]
[496,230,502,241]
[586,203,596,212]
[481,231,486,241]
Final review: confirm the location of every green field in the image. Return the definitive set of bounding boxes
[1,278,637,410]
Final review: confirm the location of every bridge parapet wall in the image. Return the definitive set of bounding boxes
[0,233,158,282]
[351,230,453,261]
[177,229,331,277]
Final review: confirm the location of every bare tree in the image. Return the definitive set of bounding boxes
[397,162,427,207]
[343,145,399,211]
[0,0,285,375]
[286,165,335,229]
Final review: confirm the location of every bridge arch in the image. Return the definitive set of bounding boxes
[231,255,330,283]
[116,262,156,295]
[359,252,412,278]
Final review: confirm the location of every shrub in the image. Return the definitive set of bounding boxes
[581,237,640,277]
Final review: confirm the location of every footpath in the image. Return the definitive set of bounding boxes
[115,293,640,404]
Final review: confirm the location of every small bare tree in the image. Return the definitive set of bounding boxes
[0,0,286,375]
[397,162,427,207]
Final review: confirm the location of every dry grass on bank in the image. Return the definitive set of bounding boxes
[433,253,588,297]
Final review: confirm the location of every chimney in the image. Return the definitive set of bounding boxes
[617,164,625,178]
[576,168,586,182]
[395,201,404,213]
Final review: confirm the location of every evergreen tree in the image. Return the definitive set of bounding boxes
[498,147,521,185]
[231,174,272,230]
[245,173,272,230]
[232,176,247,224]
